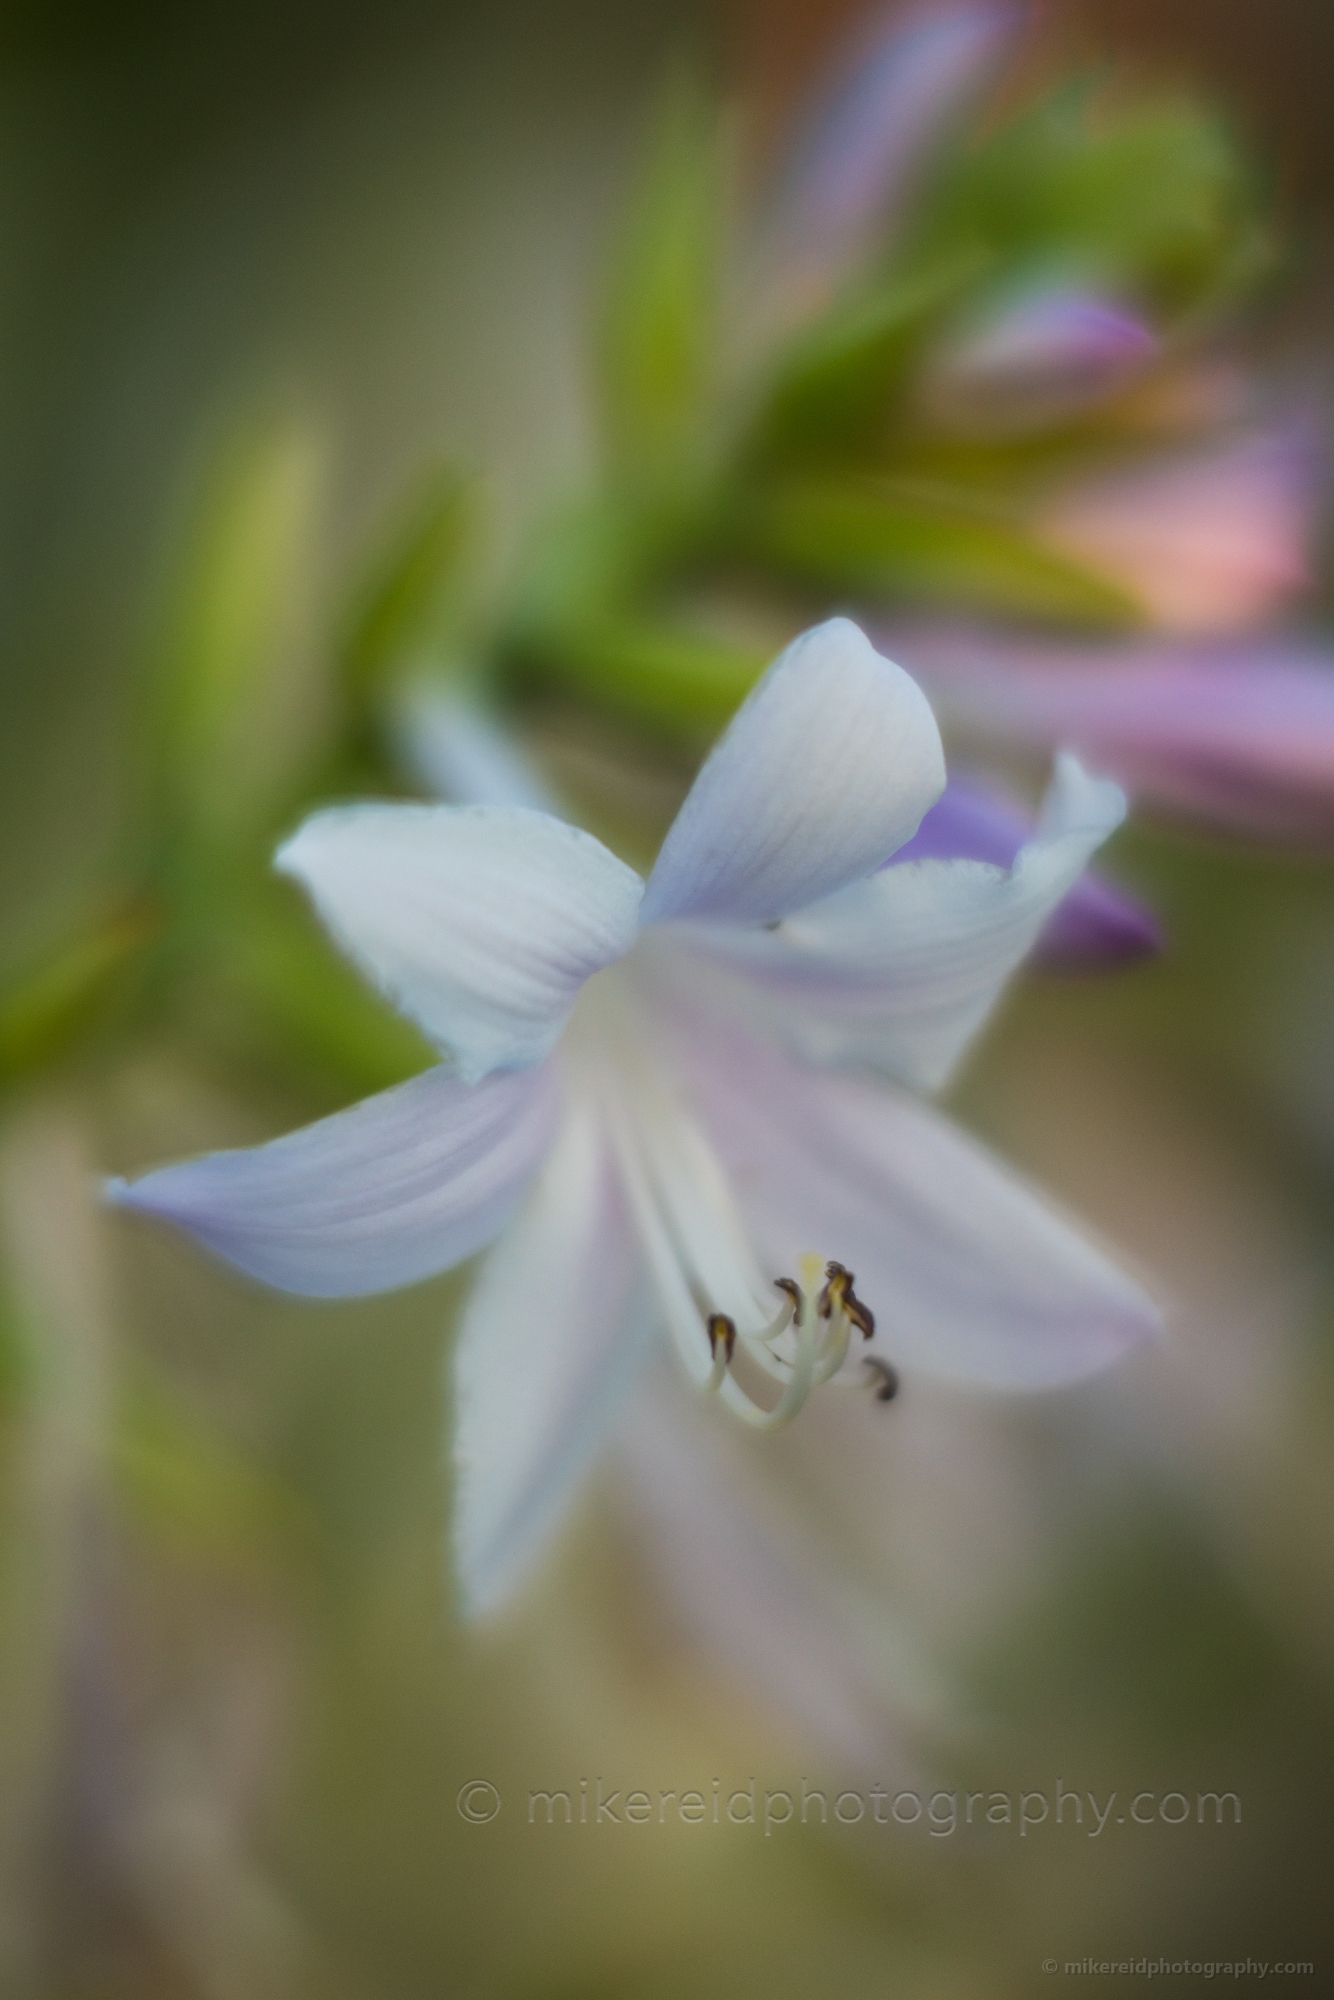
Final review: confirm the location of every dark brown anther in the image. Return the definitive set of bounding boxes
[818,1260,873,1337]
[707,1313,737,1363]
[773,1277,802,1321]
[845,1289,875,1341]
[818,1260,850,1320]
[864,1356,899,1403]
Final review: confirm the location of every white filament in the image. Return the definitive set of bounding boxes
[565,966,868,1429]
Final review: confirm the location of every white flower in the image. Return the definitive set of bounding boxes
[108,619,1160,1617]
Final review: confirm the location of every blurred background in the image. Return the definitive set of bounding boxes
[1,2,1332,1995]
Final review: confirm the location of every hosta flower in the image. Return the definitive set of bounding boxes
[108,621,1159,1614]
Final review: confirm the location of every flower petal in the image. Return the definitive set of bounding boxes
[673,1014,1161,1388]
[903,624,1334,842]
[453,1097,649,1616]
[898,774,1160,965]
[276,803,643,1082]
[670,755,1125,1090]
[106,1062,559,1297]
[641,619,945,927]
[613,1373,937,1769]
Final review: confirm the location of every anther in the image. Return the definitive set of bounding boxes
[845,1291,875,1341]
[817,1261,848,1319]
[863,1356,899,1403]
[818,1261,875,1339]
[773,1276,803,1320]
[707,1313,737,1364]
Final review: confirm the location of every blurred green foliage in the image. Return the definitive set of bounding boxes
[0,1292,28,1422]
[145,417,326,841]
[597,70,725,483]
[112,1363,310,1567]
[485,70,1269,734]
[0,899,161,1088]
[720,474,1140,620]
[911,84,1271,317]
[339,466,480,704]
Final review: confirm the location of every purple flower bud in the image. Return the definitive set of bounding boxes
[893,773,1161,966]
[924,289,1158,431]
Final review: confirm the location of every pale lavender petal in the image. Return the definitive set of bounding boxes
[900,775,1160,964]
[106,1062,560,1297]
[672,1011,1161,1388]
[453,1097,649,1616]
[276,803,643,1083]
[641,619,945,926]
[1037,421,1321,632]
[393,684,563,815]
[925,289,1157,430]
[766,1,1018,303]
[612,1373,937,1771]
[668,756,1126,1090]
[901,624,1334,842]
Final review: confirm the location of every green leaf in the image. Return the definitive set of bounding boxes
[505,485,712,637]
[147,413,328,839]
[0,900,161,1087]
[598,69,725,480]
[340,467,480,702]
[501,479,742,698]
[741,248,988,471]
[520,611,766,735]
[727,476,1142,625]
[501,486,766,732]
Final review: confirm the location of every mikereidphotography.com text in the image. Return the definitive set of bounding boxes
[456,1779,1245,1839]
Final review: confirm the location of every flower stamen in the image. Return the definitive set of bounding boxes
[818,1260,875,1340]
[707,1313,738,1363]
[772,1275,803,1324]
[863,1356,900,1403]
[705,1310,737,1390]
